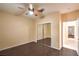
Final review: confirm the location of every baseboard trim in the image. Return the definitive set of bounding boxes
[77,50,79,56]
[63,45,76,51]
[50,46,62,50]
[0,40,36,51]
[78,52,79,56]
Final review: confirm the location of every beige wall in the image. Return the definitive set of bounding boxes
[36,12,62,50]
[0,11,36,51]
[62,10,79,21]
[0,11,62,50]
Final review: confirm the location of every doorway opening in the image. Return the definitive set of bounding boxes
[63,20,78,51]
[37,23,51,47]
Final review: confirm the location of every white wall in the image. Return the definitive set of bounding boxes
[36,12,62,50]
[63,20,78,51]
[77,19,79,55]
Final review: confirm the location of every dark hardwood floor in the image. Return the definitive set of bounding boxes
[0,41,78,56]
[37,38,51,46]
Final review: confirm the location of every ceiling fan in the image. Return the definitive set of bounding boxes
[17,3,44,17]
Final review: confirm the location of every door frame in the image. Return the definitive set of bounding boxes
[63,20,78,51]
[37,23,51,40]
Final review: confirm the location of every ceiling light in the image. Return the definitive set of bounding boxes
[28,11,34,15]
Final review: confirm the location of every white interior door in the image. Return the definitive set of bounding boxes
[37,24,44,40]
[63,21,78,51]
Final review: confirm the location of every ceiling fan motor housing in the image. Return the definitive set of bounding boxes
[28,7,34,12]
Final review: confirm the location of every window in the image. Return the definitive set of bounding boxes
[68,26,74,38]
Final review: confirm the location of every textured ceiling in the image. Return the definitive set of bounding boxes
[0,3,79,15]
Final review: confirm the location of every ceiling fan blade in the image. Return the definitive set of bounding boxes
[28,7,34,11]
[33,8,44,16]
[18,7,25,9]
[38,8,44,12]
[25,12,28,15]
[16,8,27,16]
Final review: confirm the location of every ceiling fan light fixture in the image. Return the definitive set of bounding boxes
[18,3,44,16]
[28,11,34,15]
